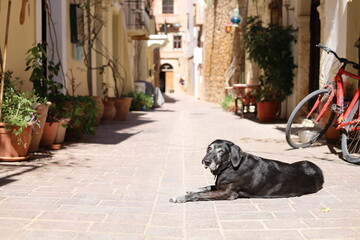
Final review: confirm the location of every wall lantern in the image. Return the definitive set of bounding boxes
[230,7,242,27]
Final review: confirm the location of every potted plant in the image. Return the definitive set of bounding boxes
[128,92,154,112]
[221,95,236,112]
[0,71,38,160]
[243,16,297,122]
[39,114,60,150]
[55,94,98,140]
[53,117,70,148]
[101,82,116,123]
[25,42,63,151]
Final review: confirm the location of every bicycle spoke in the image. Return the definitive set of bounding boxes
[286,88,335,148]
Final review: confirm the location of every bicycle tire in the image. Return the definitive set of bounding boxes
[285,88,335,148]
[341,100,360,164]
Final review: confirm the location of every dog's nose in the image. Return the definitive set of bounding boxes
[202,158,211,166]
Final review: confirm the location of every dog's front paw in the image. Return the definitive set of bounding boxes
[169,195,186,203]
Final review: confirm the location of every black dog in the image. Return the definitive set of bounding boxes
[170,139,324,203]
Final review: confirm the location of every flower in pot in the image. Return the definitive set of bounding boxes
[0,71,38,160]
[243,16,297,122]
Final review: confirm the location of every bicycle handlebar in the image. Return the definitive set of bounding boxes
[316,43,360,71]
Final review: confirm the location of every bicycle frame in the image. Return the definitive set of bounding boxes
[307,65,360,131]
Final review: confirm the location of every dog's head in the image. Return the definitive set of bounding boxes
[201,139,244,175]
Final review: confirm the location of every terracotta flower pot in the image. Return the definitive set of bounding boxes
[257,101,278,122]
[0,122,33,161]
[53,118,70,147]
[92,96,104,125]
[113,97,133,121]
[40,121,60,149]
[28,102,51,152]
[102,99,116,123]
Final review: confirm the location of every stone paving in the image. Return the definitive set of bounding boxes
[1,94,360,240]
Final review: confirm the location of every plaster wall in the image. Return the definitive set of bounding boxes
[0,0,37,92]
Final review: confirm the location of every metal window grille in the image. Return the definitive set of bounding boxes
[162,0,174,14]
[173,35,182,49]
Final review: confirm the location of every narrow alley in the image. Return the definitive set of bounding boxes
[1,94,360,240]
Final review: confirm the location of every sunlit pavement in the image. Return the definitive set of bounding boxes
[1,93,360,240]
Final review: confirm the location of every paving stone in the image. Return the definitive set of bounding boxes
[301,228,360,239]
[27,220,90,231]
[17,230,77,240]
[1,94,360,239]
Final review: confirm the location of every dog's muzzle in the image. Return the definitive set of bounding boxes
[202,159,211,169]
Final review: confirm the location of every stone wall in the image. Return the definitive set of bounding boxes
[203,0,238,103]
[202,0,249,104]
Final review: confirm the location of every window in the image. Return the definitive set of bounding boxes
[173,35,182,49]
[162,0,174,14]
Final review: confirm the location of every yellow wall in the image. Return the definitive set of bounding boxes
[99,5,134,97]
[0,0,37,91]
[0,0,142,99]
[65,0,89,96]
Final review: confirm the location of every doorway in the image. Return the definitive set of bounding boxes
[309,0,321,93]
[160,64,174,93]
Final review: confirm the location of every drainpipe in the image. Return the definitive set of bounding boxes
[86,0,93,96]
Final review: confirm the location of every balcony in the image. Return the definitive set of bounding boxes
[124,0,154,39]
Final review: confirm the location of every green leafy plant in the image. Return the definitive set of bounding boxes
[127,92,154,111]
[221,95,235,112]
[55,95,99,139]
[1,71,38,135]
[25,43,62,102]
[243,16,297,102]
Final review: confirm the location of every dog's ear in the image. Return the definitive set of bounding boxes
[230,144,245,168]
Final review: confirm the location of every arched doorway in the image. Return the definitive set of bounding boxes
[160,64,174,93]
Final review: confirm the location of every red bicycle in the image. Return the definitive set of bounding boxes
[285,44,360,164]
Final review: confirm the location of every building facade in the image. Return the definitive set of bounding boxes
[201,0,360,118]
[152,0,204,97]
[0,0,159,99]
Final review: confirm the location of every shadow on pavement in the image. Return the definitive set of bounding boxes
[163,93,177,103]
[0,163,41,187]
[75,112,154,145]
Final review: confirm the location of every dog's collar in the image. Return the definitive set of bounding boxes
[214,161,231,182]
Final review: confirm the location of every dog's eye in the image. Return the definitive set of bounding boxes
[218,149,224,154]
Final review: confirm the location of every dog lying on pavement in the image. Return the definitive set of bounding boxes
[170,139,324,203]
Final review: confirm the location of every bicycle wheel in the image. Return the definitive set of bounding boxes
[341,100,360,164]
[286,88,335,148]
